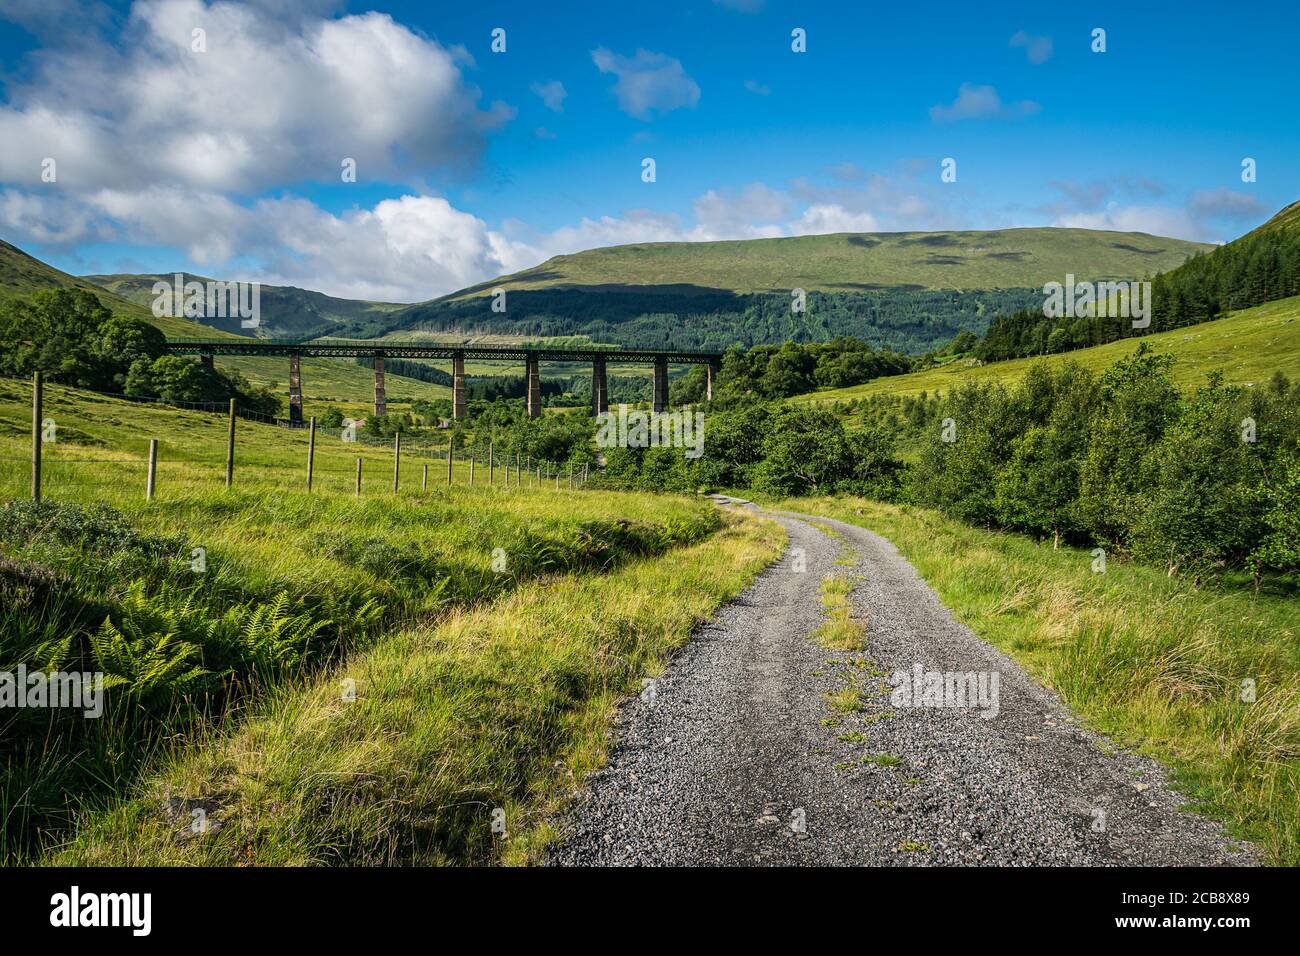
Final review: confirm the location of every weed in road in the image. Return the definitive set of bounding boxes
[826,687,863,715]
[812,574,866,651]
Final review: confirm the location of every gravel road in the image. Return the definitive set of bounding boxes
[546,501,1255,866]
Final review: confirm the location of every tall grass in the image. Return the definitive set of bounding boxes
[52,510,783,866]
[0,381,728,862]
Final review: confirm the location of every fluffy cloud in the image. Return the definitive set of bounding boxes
[0,0,509,193]
[1009,31,1053,64]
[1053,205,1197,240]
[930,83,1040,122]
[591,47,700,120]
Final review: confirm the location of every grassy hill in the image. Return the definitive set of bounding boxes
[363,227,1211,353]
[792,294,1300,403]
[0,239,223,339]
[84,272,403,339]
[448,227,1211,298]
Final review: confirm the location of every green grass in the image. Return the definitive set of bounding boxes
[49,508,783,865]
[812,573,866,651]
[825,687,864,715]
[0,379,781,863]
[450,227,1208,298]
[859,753,903,768]
[793,295,1300,403]
[0,375,462,498]
[213,354,451,415]
[783,496,1300,865]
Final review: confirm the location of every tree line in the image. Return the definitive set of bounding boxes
[599,348,1300,584]
[0,289,278,415]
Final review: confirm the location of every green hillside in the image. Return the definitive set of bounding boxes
[791,294,1300,403]
[360,227,1210,353]
[448,227,1210,298]
[84,272,403,339]
[0,239,218,339]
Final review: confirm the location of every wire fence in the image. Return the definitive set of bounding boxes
[4,372,591,503]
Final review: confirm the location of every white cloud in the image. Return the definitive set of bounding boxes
[713,0,764,11]
[1053,204,1197,239]
[591,47,700,120]
[1009,31,1053,65]
[0,0,508,193]
[744,80,771,96]
[930,83,1040,122]
[531,80,567,112]
[1049,187,1265,242]
[0,188,112,244]
[692,184,791,234]
[790,204,881,235]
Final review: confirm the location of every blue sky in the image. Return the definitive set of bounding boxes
[0,0,1295,301]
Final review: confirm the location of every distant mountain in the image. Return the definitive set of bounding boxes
[447,227,1211,298]
[81,273,404,339]
[349,227,1211,354]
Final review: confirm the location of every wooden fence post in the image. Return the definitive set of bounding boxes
[469,453,475,485]
[489,441,494,484]
[422,463,428,492]
[306,417,316,491]
[355,457,362,496]
[446,444,453,485]
[30,371,42,502]
[568,464,573,490]
[225,398,237,487]
[393,432,401,493]
[146,439,158,501]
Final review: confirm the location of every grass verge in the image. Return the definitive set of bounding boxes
[49,508,784,866]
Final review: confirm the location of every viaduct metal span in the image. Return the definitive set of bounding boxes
[165,339,724,424]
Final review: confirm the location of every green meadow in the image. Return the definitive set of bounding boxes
[0,378,783,863]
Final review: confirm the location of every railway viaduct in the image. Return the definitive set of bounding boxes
[165,340,724,424]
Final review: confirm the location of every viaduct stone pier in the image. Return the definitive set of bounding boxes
[165,340,723,422]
